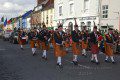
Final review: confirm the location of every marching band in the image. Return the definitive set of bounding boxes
[16,23,119,68]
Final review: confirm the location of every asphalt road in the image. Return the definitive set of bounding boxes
[0,39,120,80]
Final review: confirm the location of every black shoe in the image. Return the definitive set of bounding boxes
[44,57,48,60]
[42,56,47,60]
[57,63,59,66]
[33,53,36,56]
[21,48,24,50]
[82,54,87,58]
[96,62,100,65]
[105,60,110,63]
[82,54,85,56]
[112,61,116,64]
[42,56,44,59]
[91,60,95,63]
[72,61,78,65]
[58,64,63,68]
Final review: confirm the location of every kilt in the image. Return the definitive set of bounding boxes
[64,41,70,48]
[36,40,41,48]
[72,42,81,55]
[54,44,66,57]
[19,39,26,45]
[41,42,50,50]
[91,44,99,54]
[82,41,88,49]
[104,42,113,56]
[30,40,37,48]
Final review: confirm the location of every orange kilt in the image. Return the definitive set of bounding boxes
[41,42,50,50]
[64,41,70,48]
[30,40,40,48]
[54,44,66,57]
[104,42,113,56]
[91,44,99,54]
[82,41,88,49]
[72,42,81,55]
[36,40,41,48]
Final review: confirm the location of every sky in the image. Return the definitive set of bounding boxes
[0,0,36,19]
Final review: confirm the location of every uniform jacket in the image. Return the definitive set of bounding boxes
[90,31,99,44]
[105,33,115,44]
[40,29,50,42]
[71,30,82,42]
[54,31,64,45]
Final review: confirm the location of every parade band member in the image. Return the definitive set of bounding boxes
[64,29,71,52]
[104,28,116,63]
[90,26,100,65]
[81,26,89,57]
[71,25,82,65]
[54,24,66,68]
[28,28,38,56]
[18,29,27,50]
[40,25,50,60]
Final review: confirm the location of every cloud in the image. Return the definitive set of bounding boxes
[0,0,36,19]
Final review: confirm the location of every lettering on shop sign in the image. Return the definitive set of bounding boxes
[79,17,96,20]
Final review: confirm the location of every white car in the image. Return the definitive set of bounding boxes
[3,30,13,41]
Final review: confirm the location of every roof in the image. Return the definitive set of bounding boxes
[42,0,54,11]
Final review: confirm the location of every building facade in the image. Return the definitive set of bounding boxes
[54,0,120,32]
[100,0,120,32]
[31,0,55,29]
[41,0,54,29]
[54,0,99,31]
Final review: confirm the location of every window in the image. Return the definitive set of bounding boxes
[102,5,108,18]
[87,21,91,27]
[59,6,62,16]
[84,0,89,11]
[70,3,74,14]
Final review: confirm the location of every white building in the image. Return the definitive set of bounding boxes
[100,0,120,32]
[54,0,120,32]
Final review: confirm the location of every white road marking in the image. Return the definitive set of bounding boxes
[65,60,91,69]
[0,49,6,51]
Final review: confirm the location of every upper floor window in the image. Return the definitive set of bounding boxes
[84,0,89,12]
[70,3,74,14]
[102,5,108,18]
[59,6,63,16]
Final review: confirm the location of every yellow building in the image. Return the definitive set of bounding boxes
[41,0,54,29]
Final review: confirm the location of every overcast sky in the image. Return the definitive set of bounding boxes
[0,0,36,19]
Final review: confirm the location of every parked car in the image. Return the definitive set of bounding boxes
[9,32,18,44]
[0,31,3,38]
[2,30,12,41]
